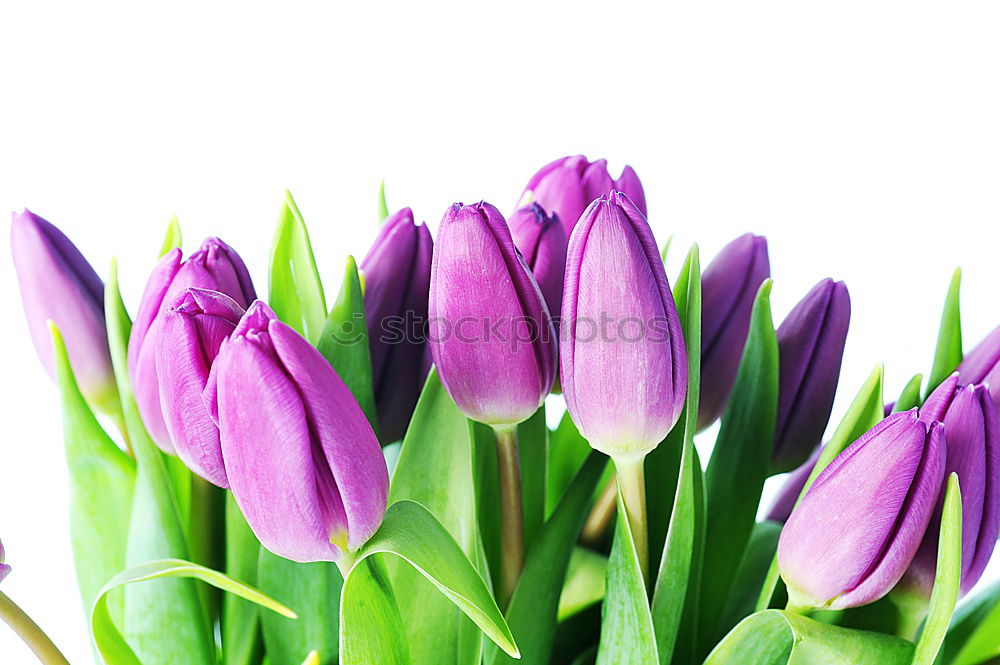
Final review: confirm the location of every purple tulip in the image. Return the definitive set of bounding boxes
[129,238,255,452]
[560,191,687,458]
[959,324,1000,411]
[11,210,117,413]
[904,376,1000,596]
[508,203,568,321]
[360,207,433,443]
[155,288,245,488]
[766,445,823,523]
[207,301,388,563]
[772,279,851,473]
[519,155,646,235]
[698,234,770,430]
[429,202,556,426]
[778,411,945,610]
[0,539,10,584]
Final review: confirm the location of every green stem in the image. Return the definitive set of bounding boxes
[580,475,618,546]
[614,455,649,584]
[493,424,525,609]
[335,550,359,580]
[0,591,72,665]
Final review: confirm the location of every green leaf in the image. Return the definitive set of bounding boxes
[650,245,704,664]
[704,610,913,665]
[486,453,606,665]
[912,474,962,665]
[519,406,549,550]
[756,363,885,613]
[158,216,182,258]
[926,268,962,398]
[720,520,783,634]
[49,323,136,628]
[340,555,410,665]
[699,279,779,655]
[596,490,659,665]
[386,369,484,665]
[378,180,389,222]
[91,558,296,665]
[893,374,924,413]
[315,255,378,431]
[546,411,594,518]
[940,581,1000,665]
[223,494,263,665]
[558,547,608,622]
[105,260,215,665]
[356,500,519,658]
[269,190,327,343]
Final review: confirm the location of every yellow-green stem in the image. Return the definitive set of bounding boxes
[494,425,525,609]
[0,591,71,665]
[614,455,649,584]
[580,476,617,546]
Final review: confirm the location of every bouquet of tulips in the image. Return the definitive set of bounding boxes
[3,155,999,665]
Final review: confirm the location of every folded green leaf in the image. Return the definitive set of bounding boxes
[269,190,327,343]
[91,558,296,665]
[519,407,548,551]
[158,216,182,258]
[223,494,264,665]
[546,411,593,518]
[926,268,962,398]
[893,374,924,414]
[558,547,608,622]
[720,520,783,635]
[340,555,410,665]
[378,180,389,222]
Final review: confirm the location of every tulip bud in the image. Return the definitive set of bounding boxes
[772,279,851,473]
[519,155,646,235]
[155,288,245,488]
[0,539,10,584]
[698,234,770,430]
[208,301,388,562]
[778,410,945,610]
[429,202,556,426]
[903,377,1000,596]
[765,445,822,523]
[560,191,687,458]
[958,324,1000,410]
[360,207,433,443]
[129,238,255,451]
[508,203,568,321]
[11,210,117,414]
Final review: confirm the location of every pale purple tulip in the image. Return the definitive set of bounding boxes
[508,203,568,321]
[429,201,556,426]
[0,539,9,584]
[155,288,245,488]
[129,238,255,452]
[959,324,1000,411]
[11,210,117,413]
[778,411,945,610]
[698,234,770,430]
[772,279,851,472]
[519,155,646,235]
[208,301,388,562]
[560,191,686,458]
[360,207,433,443]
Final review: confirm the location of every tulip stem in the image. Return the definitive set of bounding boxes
[493,424,525,609]
[0,591,72,665]
[580,475,618,546]
[614,455,649,584]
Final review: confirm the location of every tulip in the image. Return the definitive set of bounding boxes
[778,410,945,610]
[0,540,9,584]
[698,234,770,430]
[561,191,686,581]
[129,238,256,452]
[11,210,117,415]
[959,324,1000,410]
[765,445,822,523]
[903,376,1000,596]
[207,301,388,563]
[519,155,646,235]
[360,207,433,443]
[771,279,851,473]
[155,288,245,488]
[508,202,568,321]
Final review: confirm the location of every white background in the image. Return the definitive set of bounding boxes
[2,1,1000,662]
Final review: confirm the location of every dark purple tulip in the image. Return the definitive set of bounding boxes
[0,539,9,584]
[11,210,117,413]
[959,324,1000,411]
[766,445,823,523]
[208,301,388,562]
[519,155,646,235]
[508,203,568,321]
[561,191,686,458]
[904,375,1000,596]
[778,410,945,610]
[129,238,255,452]
[360,207,433,443]
[698,234,770,430]
[772,279,851,473]
[155,288,245,488]
[429,201,556,426]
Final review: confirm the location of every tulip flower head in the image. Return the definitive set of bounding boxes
[208,301,388,563]
[959,324,1000,411]
[778,410,945,610]
[129,238,255,452]
[508,202,568,322]
[429,201,556,426]
[11,209,117,414]
[560,191,687,459]
[360,207,433,443]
